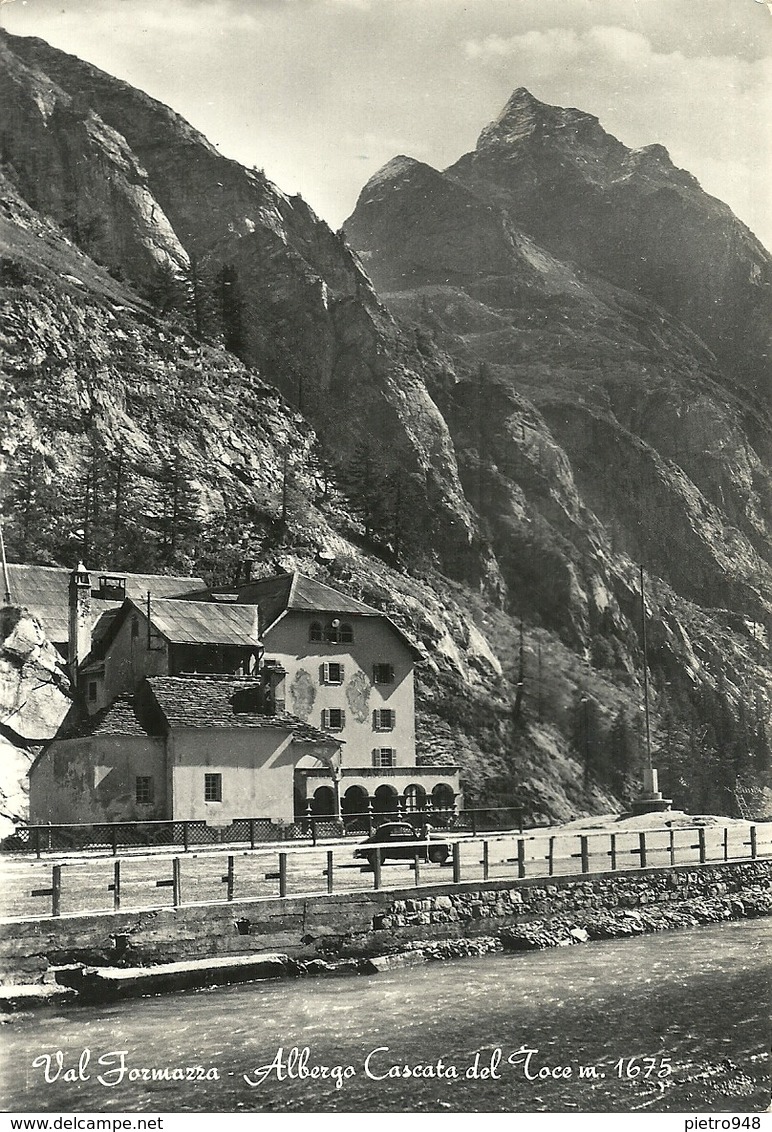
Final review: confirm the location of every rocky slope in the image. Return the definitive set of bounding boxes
[0,30,480,581]
[344,89,772,808]
[0,37,769,826]
[448,89,771,402]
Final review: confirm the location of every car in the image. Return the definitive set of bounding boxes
[353,821,450,868]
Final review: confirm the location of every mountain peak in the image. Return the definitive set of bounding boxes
[475,88,601,153]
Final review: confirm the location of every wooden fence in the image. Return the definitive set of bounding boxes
[7,821,769,921]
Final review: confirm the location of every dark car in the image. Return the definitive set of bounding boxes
[354,822,450,868]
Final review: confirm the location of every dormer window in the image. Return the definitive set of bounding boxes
[373,663,395,685]
[324,620,353,644]
[97,575,126,601]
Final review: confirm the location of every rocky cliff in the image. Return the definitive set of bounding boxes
[1,37,770,825]
[344,89,772,810]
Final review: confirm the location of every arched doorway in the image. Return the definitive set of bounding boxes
[342,785,369,817]
[403,783,427,812]
[311,786,335,817]
[373,783,399,816]
[432,783,455,812]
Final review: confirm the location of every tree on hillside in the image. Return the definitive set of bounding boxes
[609,709,637,795]
[152,450,200,570]
[348,441,389,543]
[1,442,67,561]
[147,260,189,317]
[217,264,248,358]
[570,689,605,787]
[386,466,427,564]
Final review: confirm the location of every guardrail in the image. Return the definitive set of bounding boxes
[2,806,528,857]
[4,821,768,921]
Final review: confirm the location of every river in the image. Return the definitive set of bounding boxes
[1,920,769,1113]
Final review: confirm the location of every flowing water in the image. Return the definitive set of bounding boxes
[1,920,769,1113]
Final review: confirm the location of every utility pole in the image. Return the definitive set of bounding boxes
[640,562,652,773]
[281,449,289,524]
[630,564,671,815]
[0,519,12,604]
[537,637,543,724]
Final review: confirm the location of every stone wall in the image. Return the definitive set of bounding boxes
[1,860,770,984]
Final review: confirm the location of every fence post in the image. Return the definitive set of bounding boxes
[311,819,318,848]
[172,857,181,906]
[452,841,461,884]
[482,840,489,882]
[750,825,757,860]
[109,861,121,912]
[548,836,555,877]
[183,822,190,853]
[373,851,382,890]
[639,832,647,869]
[517,838,526,879]
[413,848,421,888]
[723,827,729,862]
[35,826,41,860]
[471,810,478,837]
[221,855,234,901]
[111,826,118,857]
[698,827,706,864]
[326,850,334,894]
[52,864,61,917]
[610,833,617,871]
[250,819,257,851]
[366,803,374,837]
[278,852,287,898]
[669,829,676,867]
[580,835,589,874]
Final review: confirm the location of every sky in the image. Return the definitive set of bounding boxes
[2,0,770,248]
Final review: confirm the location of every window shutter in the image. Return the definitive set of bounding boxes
[321,663,329,684]
[340,709,346,727]
[322,709,329,728]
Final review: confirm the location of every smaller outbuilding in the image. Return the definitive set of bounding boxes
[29,674,342,826]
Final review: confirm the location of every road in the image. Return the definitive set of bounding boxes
[0,821,763,920]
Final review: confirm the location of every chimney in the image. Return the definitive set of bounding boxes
[68,561,92,685]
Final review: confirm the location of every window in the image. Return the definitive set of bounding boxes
[373,663,395,685]
[324,620,353,644]
[88,680,98,702]
[373,708,395,731]
[322,708,345,730]
[136,776,154,804]
[204,772,222,802]
[321,662,344,685]
[372,747,396,768]
[309,621,323,642]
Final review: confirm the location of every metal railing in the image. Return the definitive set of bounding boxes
[2,806,528,857]
[4,821,768,921]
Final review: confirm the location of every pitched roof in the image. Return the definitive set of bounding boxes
[185,571,422,657]
[146,675,341,743]
[43,677,342,757]
[186,571,376,627]
[6,563,205,645]
[60,695,156,740]
[143,598,261,647]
